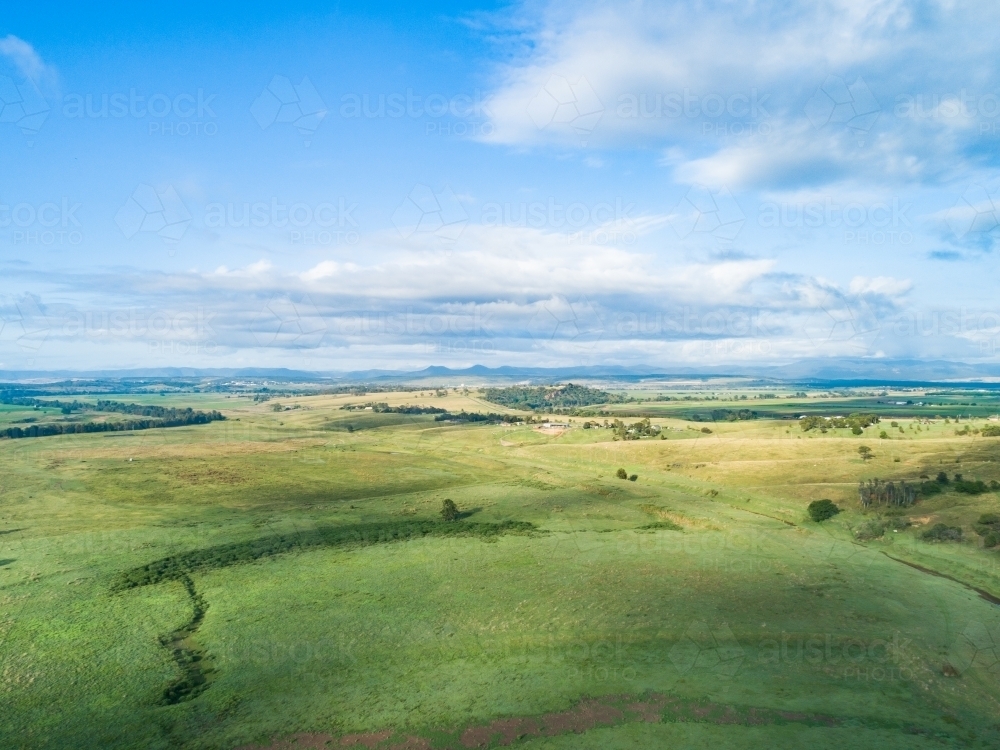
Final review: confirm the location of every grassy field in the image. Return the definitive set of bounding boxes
[3,387,1000,748]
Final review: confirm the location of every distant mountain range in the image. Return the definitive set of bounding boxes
[3,359,1000,386]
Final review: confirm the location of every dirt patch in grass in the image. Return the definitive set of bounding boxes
[235,692,847,750]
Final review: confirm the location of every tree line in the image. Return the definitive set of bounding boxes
[0,396,225,440]
[482,383,628,410]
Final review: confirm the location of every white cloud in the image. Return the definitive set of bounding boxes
[849,275,912,296]
[0,35,57,89]
[480,1,1000,190]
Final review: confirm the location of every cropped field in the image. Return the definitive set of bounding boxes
[3,386,1000,748]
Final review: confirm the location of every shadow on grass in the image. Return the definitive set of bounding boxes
[0,559,14,567]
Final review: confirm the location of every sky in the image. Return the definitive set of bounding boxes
[1,0,999,372]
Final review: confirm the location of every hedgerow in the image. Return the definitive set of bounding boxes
[111,519,537,590]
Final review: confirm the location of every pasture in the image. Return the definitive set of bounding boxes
[3,386,1000,748]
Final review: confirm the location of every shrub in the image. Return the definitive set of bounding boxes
[807,499,840,522]
[922,524,963,542]
[616,468,628,480]
[936,471,949,484]
[984,531,1000,549]
[919,481,942,497]
[852,426,863,435]
[982,425,1000,437]
[954,479,989,495]
[879,431,889,439]
[974,514,1000,538]
[628,474,638,481]
[700,427,712,434]
[854,519,886,540]
[638,520,682,531]
[441,499,459,521]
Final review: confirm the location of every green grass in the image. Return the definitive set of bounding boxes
[3,389,1000,748]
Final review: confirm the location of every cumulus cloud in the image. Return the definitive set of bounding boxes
[480,1,1000,190]
[0,35,57,90]
[849,275,912,296]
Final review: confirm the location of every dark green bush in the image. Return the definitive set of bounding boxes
[955,479,988,495]
[922,524,963,542]
[854,519,886,540]
[441,499,459,521]
[616,468,628,479]
[973,514,1000,538]
[807,499,840,522]
[628,474,638,482]
[638,520,682,531]
[936,471,949,484]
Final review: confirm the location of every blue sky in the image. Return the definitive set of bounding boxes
[1,0,999,372]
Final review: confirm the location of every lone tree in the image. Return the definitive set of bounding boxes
[441,499,459,521]
[858,445,873,461]
[808,499,841,522]
[616,468,628,479]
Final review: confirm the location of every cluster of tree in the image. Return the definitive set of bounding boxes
[341,402,446,414]
[954,477,997,495]
[433,411,524,424]
[858,478,917,508]
[0,399,225,440]
[606,417,660,440]
[922,523,963,542]
[481,383,627,410]
[852,516,911,541]
[981,425,1000,437]
[975,514,1000,548]
[111,519,536,590]
[1,395,225,422]
[689,409,758,423]
[801,413,880,433]
[931,472,999,495]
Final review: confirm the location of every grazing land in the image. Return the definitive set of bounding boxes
[3,382,1000,748]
